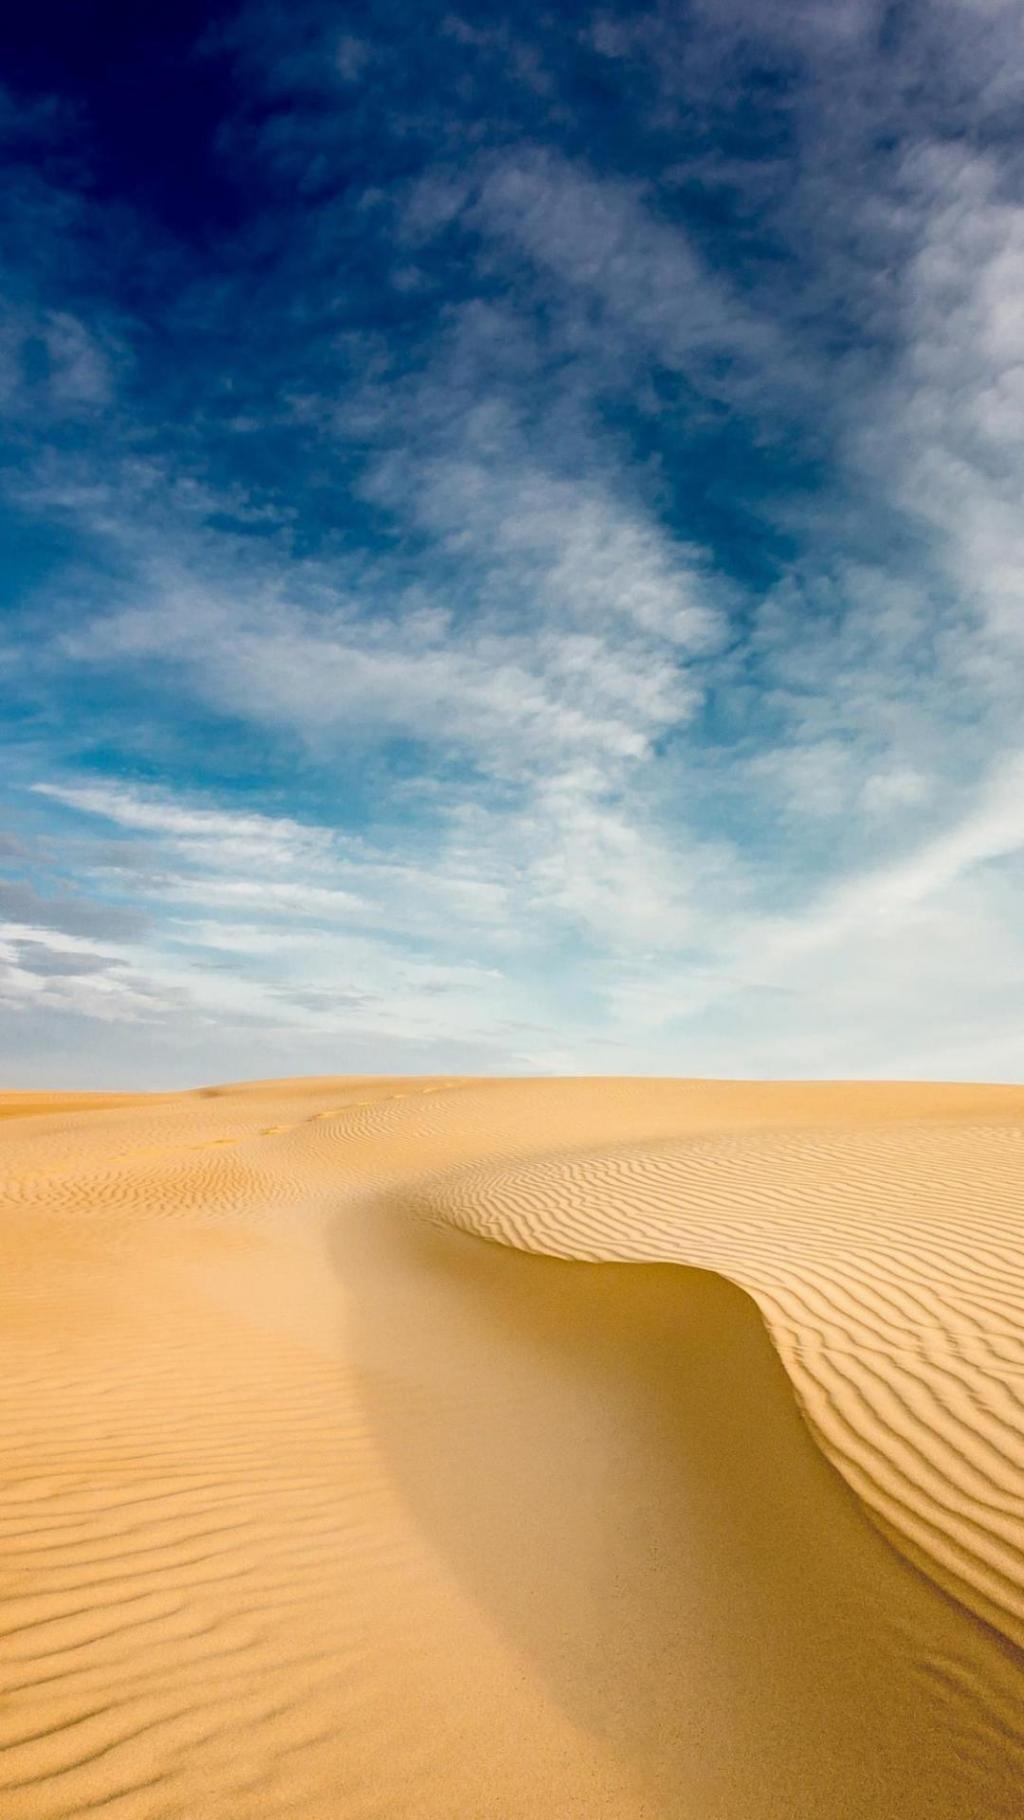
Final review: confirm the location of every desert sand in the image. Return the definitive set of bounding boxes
[1,1075,1022,1818]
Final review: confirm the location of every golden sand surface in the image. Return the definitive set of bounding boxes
[1,1075,1022,1818]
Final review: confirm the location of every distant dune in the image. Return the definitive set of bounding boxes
[1,1076,1022,1818]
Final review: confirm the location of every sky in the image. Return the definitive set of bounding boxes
[2,0,1023,1087]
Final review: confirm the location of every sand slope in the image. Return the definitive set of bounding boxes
[417,1081,1024,1647]
[1,1076,1022,1818]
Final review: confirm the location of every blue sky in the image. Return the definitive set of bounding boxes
[2,0,1023,1086]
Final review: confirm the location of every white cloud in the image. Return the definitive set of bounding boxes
[162,876,367,918]
[838,144,1024,671]
[335,35,370,82]
[0,921,179,1025]
[53,360,728,848]
[404,145,782,397]
[33,781,336,871]
[0,304,115,418]
[780,755,1024,949]
[43,311,113,406]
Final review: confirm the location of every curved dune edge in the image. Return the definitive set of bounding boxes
[405,1113,1024,1654]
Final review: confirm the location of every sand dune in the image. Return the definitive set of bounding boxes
[1,1077,1022,1817]
[416,1083,1024,1646]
